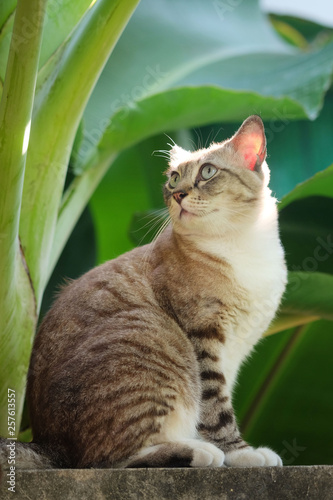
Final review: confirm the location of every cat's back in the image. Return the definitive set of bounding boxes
[27,242,199,467]
[43,244,154,330]
[30,244,169,376]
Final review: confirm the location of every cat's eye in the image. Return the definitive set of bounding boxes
[169,172,180,189]
[200,163,217,180]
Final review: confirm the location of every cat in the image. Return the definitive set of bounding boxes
[0,115,287,470]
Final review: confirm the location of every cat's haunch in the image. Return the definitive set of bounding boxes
[0,115,287,470]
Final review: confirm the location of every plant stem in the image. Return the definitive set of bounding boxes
[0,0,47,436]
[48,151,118,282]
[265,313,319,336]
[19,0,140,310]
[240,324,306,437]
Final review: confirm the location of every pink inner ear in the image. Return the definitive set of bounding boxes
[243,149,258,171]
[232,131,265,171]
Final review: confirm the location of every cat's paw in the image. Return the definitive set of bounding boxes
[224,446,282,467]
[185,440,225,467]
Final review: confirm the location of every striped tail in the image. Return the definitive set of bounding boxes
[0,438,54,471]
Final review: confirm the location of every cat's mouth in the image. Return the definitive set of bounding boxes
[180,208,196,218]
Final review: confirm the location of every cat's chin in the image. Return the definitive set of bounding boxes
[179,208,196,218]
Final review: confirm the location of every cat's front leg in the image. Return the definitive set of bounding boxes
[197,348,282,467]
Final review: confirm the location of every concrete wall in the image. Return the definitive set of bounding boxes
[1,466,333,499]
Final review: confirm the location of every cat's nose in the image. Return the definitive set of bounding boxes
[173,191,188,205]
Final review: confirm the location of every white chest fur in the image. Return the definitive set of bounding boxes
[197,201,287,389]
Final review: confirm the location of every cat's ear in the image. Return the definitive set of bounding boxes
[229,115,266,172]
[168,144,190,168]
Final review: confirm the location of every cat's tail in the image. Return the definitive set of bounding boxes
[0,437,54,471]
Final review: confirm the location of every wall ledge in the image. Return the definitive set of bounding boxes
[1,465,333,499]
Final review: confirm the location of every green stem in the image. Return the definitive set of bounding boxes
[48,151,118,282]
[240,324,306,438]
[20,0,140,310]
[0,0,46,302]
[0,0,47,436]
[265,313,319,336]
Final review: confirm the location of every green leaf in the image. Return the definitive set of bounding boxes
[268,16,308,49]
[271,195,333,332]
[267,93,333,201]
[75,0,333,170]
[279,164,333,209]
[269,14,333,47]
[38,0,93,69]
[0,0,16,90]
[281,271,333,321]
[97,89,306,159]
[0,0,92,102]
[235,327,297,425]
[236,320,333,465]
[0,0,16,28]
[280,196,333,275]
[69,118,85,171]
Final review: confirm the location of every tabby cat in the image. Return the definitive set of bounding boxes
[1,115,287,469]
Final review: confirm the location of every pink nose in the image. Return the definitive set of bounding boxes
[173,191,187,205]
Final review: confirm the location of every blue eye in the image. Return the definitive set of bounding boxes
[169,172,180,188]
[201,164,217,180]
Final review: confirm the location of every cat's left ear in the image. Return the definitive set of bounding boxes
[229,115,266,173]
[168,144,190,169]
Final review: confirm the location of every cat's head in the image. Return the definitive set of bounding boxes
[163,115,272,236]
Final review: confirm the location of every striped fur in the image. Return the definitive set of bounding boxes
[1,116,286,469]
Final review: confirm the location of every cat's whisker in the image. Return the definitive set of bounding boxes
[136,217,166,241]
[134,210,167,226]
[141,214,171,271]
[206,217,223,239]
[212,127,223,145]
[136,207,168,222]
[205,129,214,149]
[132,214,167,239]
[187,135,197,152]
[137,210,169,246]
[141,217,170,271]
[164,133,176,147]
[152,215,171,243]
[193,129,203,150]
[153,150,171,159]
